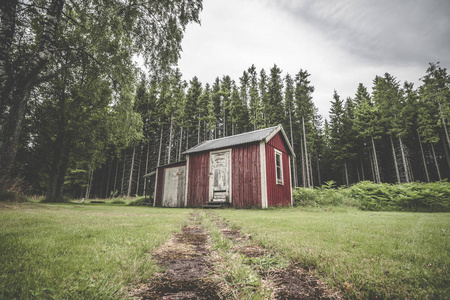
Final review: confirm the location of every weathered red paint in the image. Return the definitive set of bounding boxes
[265,132,291,207]
[266,131,289,154]
[186,152,210,207]
[231,142,261,208]
[154,167,165,206]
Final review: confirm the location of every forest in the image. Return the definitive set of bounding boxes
[1,1,449,202]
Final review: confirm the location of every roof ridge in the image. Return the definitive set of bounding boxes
[182,125,284,155]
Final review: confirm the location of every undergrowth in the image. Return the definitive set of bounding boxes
[293,180,450,212]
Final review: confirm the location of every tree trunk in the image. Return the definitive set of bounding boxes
[127,145,136,197]
[399,137,410,183]
[299,138,305,187]
[390,135,401,183]
[178,127,183,161]
[371,136,381,183]
[143,142,150,193]
[417,130,430,182]
[157,125,163,167]
[85,168,94,200]
[136,145,142,196]
[431,143,442,181]
[344,161,349,187]
[106,160,112,198]
[120,154,126,196]
[361,158,365,181]
[113,158,119,194]
[316,157,321,186]
[288,109,297,187]
[302,116,311,187]
[168,116,174,164]
[369,148,376,182]
[198,113,201,143]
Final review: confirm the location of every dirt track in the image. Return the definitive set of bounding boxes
[132,211,342,299]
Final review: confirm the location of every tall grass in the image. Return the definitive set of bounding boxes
[214,208,450,299]
[0,203,190,299]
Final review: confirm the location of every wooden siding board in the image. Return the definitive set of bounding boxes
[265,132,292,207]
[187,152,210,207]
[155,168,165,206]
[267,132,289,155]
[231,142,261,208]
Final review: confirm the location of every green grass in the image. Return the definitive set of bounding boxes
[0,202,190,299]
[214,208,450,299]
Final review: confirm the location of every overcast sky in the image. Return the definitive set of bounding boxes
[177,0,450,119]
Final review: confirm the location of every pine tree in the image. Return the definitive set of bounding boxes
[284,73,297,186]
[259,69,269,127]
[353,83,382,183]
[328,91,347,185]
[248,65,263,129]
[266,64,285,126]
[294,69,316,187]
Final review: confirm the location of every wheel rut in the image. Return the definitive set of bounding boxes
[131,211,342,299]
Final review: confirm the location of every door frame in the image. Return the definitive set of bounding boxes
[209,149,232,203]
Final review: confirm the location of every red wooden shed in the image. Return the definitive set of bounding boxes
[152,124,295,208]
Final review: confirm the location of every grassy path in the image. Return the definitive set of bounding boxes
[134,211,341,299]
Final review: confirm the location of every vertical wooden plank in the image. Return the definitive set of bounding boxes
[260,141,267,208]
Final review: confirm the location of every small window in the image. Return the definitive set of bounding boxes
[275,150,283,185]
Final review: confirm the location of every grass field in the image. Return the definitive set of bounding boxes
[214,207,450,299]
[1,202,449,299]
[0,202,189,299]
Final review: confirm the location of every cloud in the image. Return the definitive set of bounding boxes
[177,0,450,119]
[272,0,450,66]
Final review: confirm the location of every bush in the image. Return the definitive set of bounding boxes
[0,191,28,202]
[110,199,126,204]
[348,181,450,212]
[129,196,152,206]
[293,181,450,212]
[0,176,30,202]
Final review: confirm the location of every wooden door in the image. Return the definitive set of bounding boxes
[162,166,186,207]
[209,150,231,202]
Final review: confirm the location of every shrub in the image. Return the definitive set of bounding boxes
[348,181,450,212]
[129,196,152,206]
[0,176,29,202]
[110,199,126,204]
[0,191,28,202]
[293,181,450,212]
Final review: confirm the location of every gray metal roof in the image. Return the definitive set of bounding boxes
[182,124,295,156]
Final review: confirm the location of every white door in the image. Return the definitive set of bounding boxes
[209,150,231,202]
[162,166,186,207]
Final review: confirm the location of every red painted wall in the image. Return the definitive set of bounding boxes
[265,132,292,207]
[186,152,210,207]
[154,167,165,206]
[231,142,261,208]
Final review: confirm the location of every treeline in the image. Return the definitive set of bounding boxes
[10,59,450,200]
[80,62,450,199]
[0,0,203,202]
